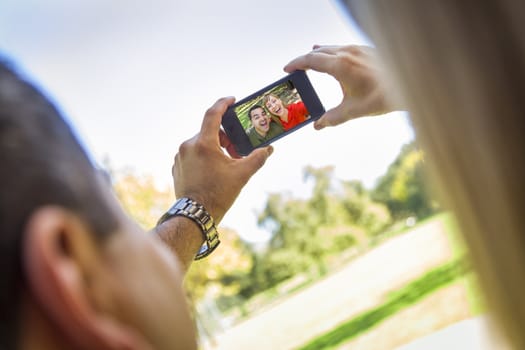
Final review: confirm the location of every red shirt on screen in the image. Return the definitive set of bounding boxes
[281,101,309,131]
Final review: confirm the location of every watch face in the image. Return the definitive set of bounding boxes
[197,243,209,256]
[194,227,220,260]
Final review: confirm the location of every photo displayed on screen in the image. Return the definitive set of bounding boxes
[234,80,311,147]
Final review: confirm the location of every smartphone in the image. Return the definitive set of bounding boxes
[221,70,325,156]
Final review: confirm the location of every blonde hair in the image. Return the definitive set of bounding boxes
[262,93,285,123]
[346,0,525,347]
[262,93,281,108]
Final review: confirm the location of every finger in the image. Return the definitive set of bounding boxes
[219,129,241,159]
[225,144,240,159]
[218,129,231,148]
[314,100,372,130]
[200,96,235,142]
[313,105,343,130]
[314,45,374,63]
[313,102,360,130]
[311,45,344,55]
[284,51,338,75]
[239,146,273,179]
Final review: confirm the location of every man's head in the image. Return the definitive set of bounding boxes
[248,104,271,136]
[0,61,195,349]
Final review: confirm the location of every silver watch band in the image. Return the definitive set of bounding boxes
[157,197,220,260]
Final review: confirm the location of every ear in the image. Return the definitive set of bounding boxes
[22,206,149,350]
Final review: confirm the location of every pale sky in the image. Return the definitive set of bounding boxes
[1,0,414,242]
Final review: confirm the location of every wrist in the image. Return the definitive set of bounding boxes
[157,197,220,260]
[175,191,227,224]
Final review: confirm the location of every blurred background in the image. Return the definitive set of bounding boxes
[1,0,485,349]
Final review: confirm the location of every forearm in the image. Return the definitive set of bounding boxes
[152,217,204,273]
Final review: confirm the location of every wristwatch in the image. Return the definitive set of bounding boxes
[157,197,220,260]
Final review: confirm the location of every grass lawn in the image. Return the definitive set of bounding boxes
[211,213,479,350]
[296,212,486,350]
[297,258,471,350]
[440,212,486,315]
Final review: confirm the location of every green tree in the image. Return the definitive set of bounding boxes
[249,165,391,296]
[184,227,253,302]
[257,193,324,279]
[113,171,172,229]
[304,165,334,227]
[340,180,391,238]
[372,141,438,219]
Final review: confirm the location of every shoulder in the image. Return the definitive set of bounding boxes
[288,101,308,119]
[270,120,284,131]
[291,101,306,110]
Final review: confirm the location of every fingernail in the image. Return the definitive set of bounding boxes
[267,146,274,155]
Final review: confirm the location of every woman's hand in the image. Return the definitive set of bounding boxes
[284,45,397,130]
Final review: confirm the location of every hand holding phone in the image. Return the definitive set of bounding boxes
[284,45,394,129]
[221,70,325,156]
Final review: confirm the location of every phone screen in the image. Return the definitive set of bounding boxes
[222,70,324,156]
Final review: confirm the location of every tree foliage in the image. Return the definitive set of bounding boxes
[113,171,172,229]
[184,228,253,301]
[241,166,391,299]
[371,141,438,219]
[109,140,438,310]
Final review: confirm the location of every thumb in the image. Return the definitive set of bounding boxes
[313,101,364,130]
[314,104,348,130]
[240,146,273,177]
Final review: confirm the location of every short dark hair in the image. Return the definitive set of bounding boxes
[247,104,265,120]
[0,60,119,348]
